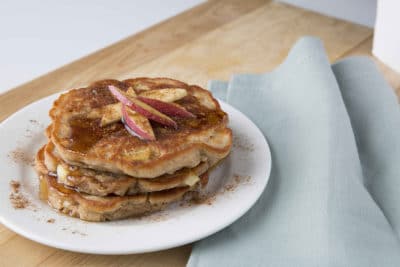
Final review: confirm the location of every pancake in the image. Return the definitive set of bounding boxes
[43,142,209,196]
[36,77,231,221]
[49,78,232,178]
[36,146,207,221]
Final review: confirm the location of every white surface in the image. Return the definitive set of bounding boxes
[0,95,271,254]
[373,0,400,73]
[0,0,203,94]
[277,0,376,27]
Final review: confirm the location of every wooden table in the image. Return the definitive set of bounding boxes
[1,1,399,266]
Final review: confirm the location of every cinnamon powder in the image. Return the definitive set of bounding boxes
[233,135,255,152]
[9,180,30,209]
[8,148,34,166]
[194,173,252,206]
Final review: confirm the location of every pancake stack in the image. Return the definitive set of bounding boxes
[35,78,232,221]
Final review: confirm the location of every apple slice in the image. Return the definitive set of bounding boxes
[138,88,187,102]
[126,87,137,97]
[138,96,195,118]
[183,172,200,187]
[94,88,134,126]
[108,85,177,128]
[100,102,122,126]
[121,105,155,141]
[87,102,122,126]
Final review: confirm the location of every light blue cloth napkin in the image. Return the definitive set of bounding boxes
[187,37,400,267]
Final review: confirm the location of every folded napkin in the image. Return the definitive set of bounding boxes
[187,37,400,267]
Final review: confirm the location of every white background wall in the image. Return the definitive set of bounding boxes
[0,0,204,94]
[277,0,377,27]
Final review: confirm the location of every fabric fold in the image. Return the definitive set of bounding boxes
[333,57,400,238]
[187,37,400,267]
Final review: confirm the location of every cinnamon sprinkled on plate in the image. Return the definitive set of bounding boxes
[233,135,255,152]
[10,180,20,192]
[9,180,30,209]
[8,148,34,166]
[195,173,252,206]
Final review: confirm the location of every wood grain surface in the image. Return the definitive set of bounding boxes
[0,0,399,266]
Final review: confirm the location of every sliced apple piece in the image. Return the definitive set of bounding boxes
[126,87,137,97]
[138,88,187,102]
[183,172,200,187]
[100,102,122,126]
[56,164,69,182]
[87,102,122,126]
[133,82,152,91]
[121,105,155,141]
[87,108,102,119]
[138,96,195,118]
[108,85,177,128]
[122,146,152,160]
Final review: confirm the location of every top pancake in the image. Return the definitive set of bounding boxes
[49,78,232,178]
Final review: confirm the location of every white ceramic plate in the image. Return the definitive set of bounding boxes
[0,93,271,254]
